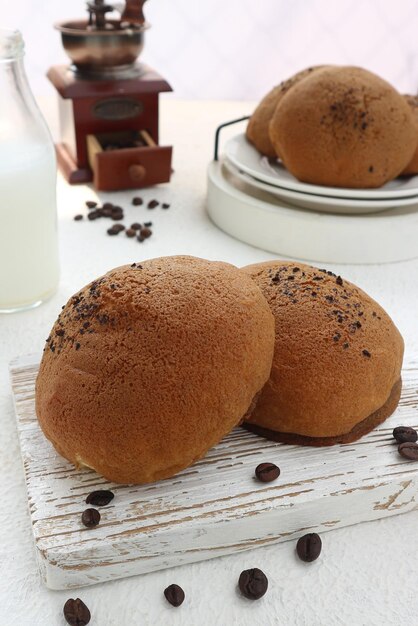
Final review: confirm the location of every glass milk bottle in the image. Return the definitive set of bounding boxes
[0,30,59,313]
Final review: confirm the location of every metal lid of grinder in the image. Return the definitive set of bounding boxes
[55,0,149,77]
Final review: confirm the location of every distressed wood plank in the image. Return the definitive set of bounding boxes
[9,355,418,590]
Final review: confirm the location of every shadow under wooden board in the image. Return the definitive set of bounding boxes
[9,353,418,590]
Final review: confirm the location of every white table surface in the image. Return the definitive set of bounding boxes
[1,98,418,626]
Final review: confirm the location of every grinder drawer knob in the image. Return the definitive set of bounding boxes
[129,164,146,182]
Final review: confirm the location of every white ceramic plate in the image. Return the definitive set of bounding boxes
[207,161,418,264]
[224,133,418,200]
[223,158,418,214]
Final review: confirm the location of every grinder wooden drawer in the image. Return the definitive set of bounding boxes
[87,131,173,192]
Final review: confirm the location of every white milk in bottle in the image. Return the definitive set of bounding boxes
[0,30,59,312]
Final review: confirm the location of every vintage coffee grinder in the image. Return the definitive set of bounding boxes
[48,0,173,191]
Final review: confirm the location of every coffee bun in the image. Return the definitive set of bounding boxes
[269,66,417,188]
[242,261,404,445]
[36,256,275,483]
[401,95,418,175]
[246,66,326,158]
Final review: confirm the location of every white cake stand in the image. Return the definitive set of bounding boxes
[207,160,418,264]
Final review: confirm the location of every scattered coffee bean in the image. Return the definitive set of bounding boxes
[87,211,99,221]
[148,199,159,209]
[144,221,152,227]
[81,508,101,528]
[63,598,91,626]
[238,568,268,600]
[255,462,280,483]
[126,228,136,238]
[102,202,114,211]
[102,207,113,217]
[86,490,114,507]
[86,201,97,209]
[398,442,418,460]
[107,227,119,236]
[296,533,322,562]
[131,222,142,230]
[137,235,145,243]
[162,203,170,209]
[74,214,83,221]
[111,213,124,221]
[393,426,418,444]
[132,197,143,206]
[114,224,125,232]
[140,227,152,239]
[164,584,185,607]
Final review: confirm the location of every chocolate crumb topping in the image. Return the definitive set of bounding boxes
[362,349,371,358]
[336,276,343,286]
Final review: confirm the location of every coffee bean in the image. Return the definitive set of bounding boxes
[74,214,83,221]
[255,462,280,483]
[86,490,114,507]
[111,213,124,221]
[114,224,125,232]
[132,197,143,206]
[398,442,418,460]
[144,221,153,227]
[63,598,91,625]
[86,201,97,209]
[164,584,185,607]
[87,211,99,221]
[102,202,114,210]
[140,227,152,239]
[102,207,113,217]
[162,203,170,209]
[393,426,418,444]
[126,228,136,238]
[81,508,101,528]
[148,199,159,209]
[131,222,142,230]
[238,568,268,600]
[137,235,145,243]
[296,533,322,562]
[107,227,119,236]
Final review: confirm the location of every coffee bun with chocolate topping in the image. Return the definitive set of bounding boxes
[246,66,326,158]
[35,256,275,484]
[269,66,417,188]
[241,261,404,446]
[401,94,418,175]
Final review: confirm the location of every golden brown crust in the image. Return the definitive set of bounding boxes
[401,95,418,175]
[36,256,275,484]
[269,66,417,188]
[242,261,404,442]
[243,378,402,446]
[246,66,326,158]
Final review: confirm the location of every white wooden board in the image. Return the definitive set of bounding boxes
[9,354,418,590]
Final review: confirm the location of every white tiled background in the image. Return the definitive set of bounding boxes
[2,0,418,99]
